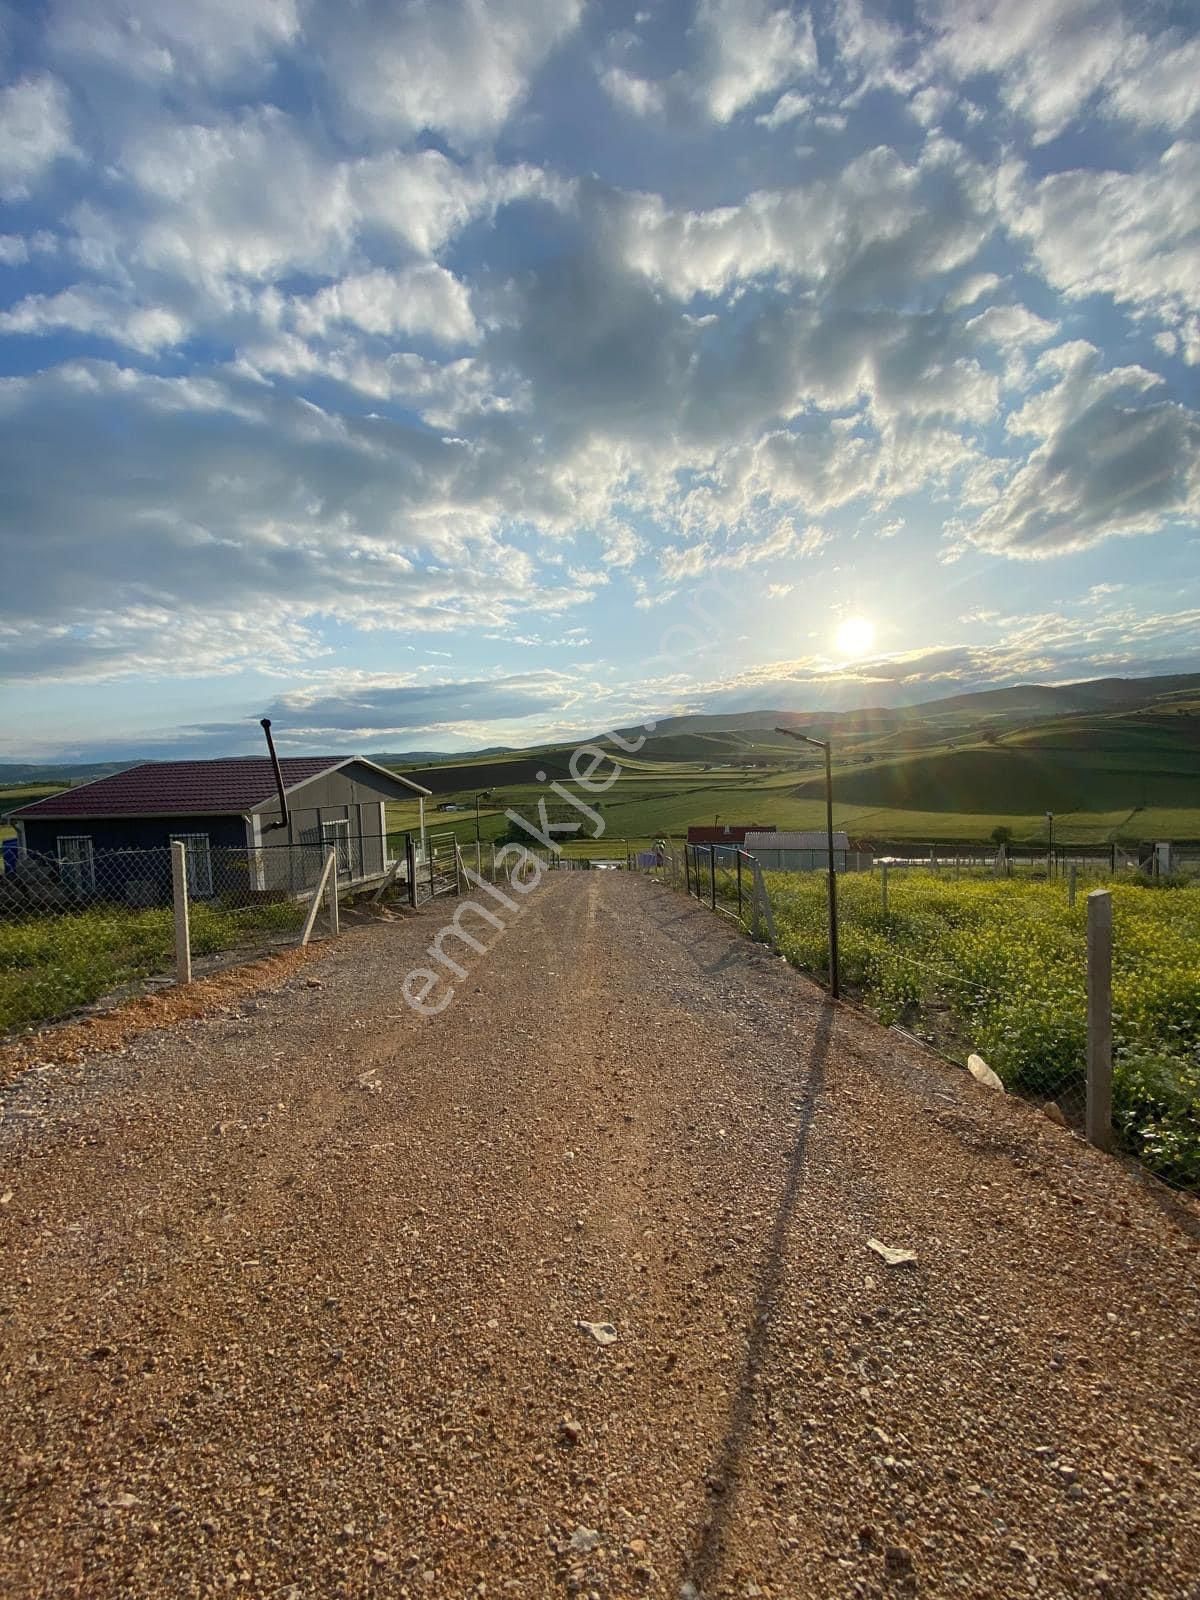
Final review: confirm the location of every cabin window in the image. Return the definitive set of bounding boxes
[169,833,213,897]
[321,817,354,876]
[57,835,95,893]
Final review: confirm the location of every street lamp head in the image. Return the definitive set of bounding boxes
[774,725,828,750]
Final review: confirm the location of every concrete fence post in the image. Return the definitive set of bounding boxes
[326,847,340,936]
[1086,889,1113,1152]
[171,839,192,985]
[881,860,889,918]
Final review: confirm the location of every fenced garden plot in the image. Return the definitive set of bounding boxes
[765,871,1200,1188]
[0,844,345,1035]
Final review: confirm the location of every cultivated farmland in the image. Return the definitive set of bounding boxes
[767,871,1200,1186]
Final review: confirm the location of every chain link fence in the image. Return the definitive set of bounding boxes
[0,832,568,1037]
[645,838,1200,1193]
[0,842,368,1036]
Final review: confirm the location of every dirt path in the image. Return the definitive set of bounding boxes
[1,874,1198,1599]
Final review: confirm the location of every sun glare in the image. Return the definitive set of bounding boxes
[835,615,876,658]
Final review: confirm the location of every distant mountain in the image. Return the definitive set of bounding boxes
[0,761,131,787]
[371,746,518,767]
[2,673,1196,785]
[611,672,1200,746]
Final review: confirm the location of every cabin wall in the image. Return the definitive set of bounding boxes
[255,769,395,891]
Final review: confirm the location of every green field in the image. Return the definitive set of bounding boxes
[0,900,306,1034]
[378,681,1200,851]
[7,675,1200,854]
[764,871,1200,1188]
[0,784,60,843]
[5,675,1200,866]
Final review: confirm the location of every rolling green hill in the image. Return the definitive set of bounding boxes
[387,672,1200,847]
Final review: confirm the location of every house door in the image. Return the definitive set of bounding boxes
[169,833,213,897]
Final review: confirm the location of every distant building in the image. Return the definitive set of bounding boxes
[686,824,777,845]
[744,829,849,871]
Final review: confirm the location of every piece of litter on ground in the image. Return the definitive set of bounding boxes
[867,1238,918,1268]
[967,1052,1004,1092]
[576,1319,618,1346]
[569,1526,602,1553]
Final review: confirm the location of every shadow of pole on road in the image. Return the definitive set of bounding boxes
[681,998,835,1597]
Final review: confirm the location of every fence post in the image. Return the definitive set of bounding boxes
[326,847,339,936]
[881,860,889,917]
[736,851,743,920]
[1086,890,1113,1152]
[710,846,717,911]
[406,832,417,908]
[171,840,192,985]
[1069,863,1078,909]
[684,844,692,899]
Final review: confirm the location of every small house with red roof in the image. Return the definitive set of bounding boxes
[11,757,430,898]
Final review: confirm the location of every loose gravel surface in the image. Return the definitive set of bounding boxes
[2,873,1198,1600]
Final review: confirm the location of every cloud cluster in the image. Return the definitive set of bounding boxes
[0,73,74,198]
[0,0,1197,726]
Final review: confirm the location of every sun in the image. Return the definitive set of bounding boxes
[835,615,876,658]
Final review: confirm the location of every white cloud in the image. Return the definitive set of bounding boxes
[50,0,300,84]
[924,0,1128,143]
[291,266,478,346]
[1002,142,1200,321]
[966,302,1058,381]
[755,90,810,129]
[600,66,665,119]
[694,0,817,122]
[120,107,357,285]
[320,0,583,145]
[0,234,28,265]
[945,272,1001,312]
[0,287,187,352]
[0,74,75,199]
[0,359,601,683]
[959,343,1200,556]
[833,0,912,91]
[620,141,991,299]
[351,150,565,257]
[604,0,817,125]
[1105,28,1200,132]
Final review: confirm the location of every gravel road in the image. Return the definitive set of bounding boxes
[2,873,1198,1600]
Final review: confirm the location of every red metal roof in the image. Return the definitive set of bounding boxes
[686,824,777,844]
[12,757,349,819]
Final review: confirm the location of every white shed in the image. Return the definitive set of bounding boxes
[744,829,849,871]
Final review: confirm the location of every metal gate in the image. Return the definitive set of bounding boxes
[424,830,459,901]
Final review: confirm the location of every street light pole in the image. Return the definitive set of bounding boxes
[474,790,492,876]
[775,726,840,999]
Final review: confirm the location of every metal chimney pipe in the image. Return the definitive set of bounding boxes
[260,718,290,834]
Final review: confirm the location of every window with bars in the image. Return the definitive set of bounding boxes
[57,834,95,892]
[169,833,213,897]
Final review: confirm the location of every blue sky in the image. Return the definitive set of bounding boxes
[1,0,1198,759]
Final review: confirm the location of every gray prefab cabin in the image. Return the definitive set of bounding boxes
[11,756,431,901]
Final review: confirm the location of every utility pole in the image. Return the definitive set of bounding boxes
[474,789,492,877]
